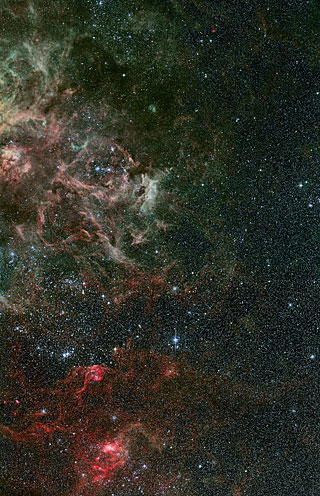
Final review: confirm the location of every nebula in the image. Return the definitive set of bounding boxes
[0,1,318,495]
[1,348,220,495]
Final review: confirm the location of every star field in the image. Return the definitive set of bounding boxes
[0,1,319,495]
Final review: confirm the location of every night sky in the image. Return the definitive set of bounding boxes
[0,1,319,495]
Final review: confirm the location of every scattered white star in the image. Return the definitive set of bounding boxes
[171,332,180,351]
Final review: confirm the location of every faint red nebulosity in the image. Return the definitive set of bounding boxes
[0,348,199,496]
[163,362,179,379]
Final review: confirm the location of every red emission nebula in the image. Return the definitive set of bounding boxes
[0,348,214,496]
